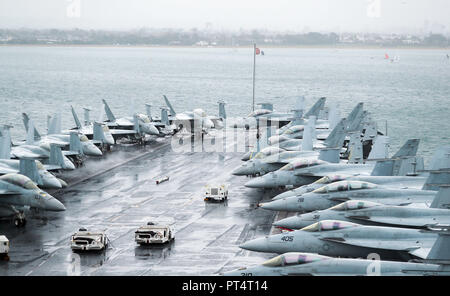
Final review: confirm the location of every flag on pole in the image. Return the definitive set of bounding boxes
[255,47,261,55]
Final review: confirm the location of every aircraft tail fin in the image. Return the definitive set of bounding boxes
[102,99,116,122]
[161,108,169,126]
[368,136,390,159]
[323,118,346,148]
[133,114,141,134]
[304,97,326,118]
[47,113,62,135]
[145,104,153,121]
[301,117,314,151]
[345,103,364,129]
[22,113,41,141]
[49,144,66,167]
[346,109,366,132]
[294,96,305,112]
[394,156,424,176]
[423,171,450,191]
[426,228,450,261]
[347,132,363,163]
[69,132,83,155]
[163,95,176,116]
[71,106,82,129]
[19,159,43,186]
[218,101,227,119]
[392,139,420,158]
[93,122,106,143]
[319,148,341,163]
[428,146,450,171]
[430,185,450,209]
[328,102,340,130]
[83,108,91,126]
[370,159,395,176]
[0,125,12,159]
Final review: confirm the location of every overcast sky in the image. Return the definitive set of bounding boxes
[0,0,449,34]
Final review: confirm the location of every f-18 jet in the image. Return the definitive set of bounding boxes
[22,113,103,157]
[102,99,160,138]
[244,138,421,189]
[239,219,440,260]
[2,124,76,171]
[225,227,450,276]
[163,95,218,132]
[271,145,450,200]
[273,183,450,230]
[68,106,115,146]
[0,173,65,226]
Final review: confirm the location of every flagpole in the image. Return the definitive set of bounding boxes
[252,43,256,112]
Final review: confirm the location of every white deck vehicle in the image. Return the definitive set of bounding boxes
[70,228,108,252]
[135,222,174,245]
[204,184,228,201]
[0,235,9,260]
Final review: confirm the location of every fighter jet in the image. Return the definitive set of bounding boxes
[22,113,103,157]
[2,124,76,171]
[244,138,421,189]
[0,173,66,226]
[225,227,450,276]
[163,95,218,132]
[102,99,160,138]
[239,219,440,260]
[271,145,450,200]
[68,106,115,146]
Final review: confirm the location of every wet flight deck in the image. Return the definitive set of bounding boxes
[0,130,283,276]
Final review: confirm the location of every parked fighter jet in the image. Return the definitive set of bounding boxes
[163,95,219,132]
[273,185,450,230]
[0,173,65,226]
[2,124,76,171]
[225,227,450,276]
[68,106,115,146]
[244,138,421,188]
[22,113,103,157]
[239,219,440,260]
[102,99,160,138]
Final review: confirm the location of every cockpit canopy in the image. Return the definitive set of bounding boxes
[248,109,272,117]
[193,109,207,118]
[252,147,283,159]
[80,134,89,142]
[313,175,348,185]
[137,113,151,123]
[0,173,38,190]
[262,252,330,267]
[300,220,360,232]
[329,200,382,211]
[280,159,326,171]
[283,125,304,135]
[312,181,377,194]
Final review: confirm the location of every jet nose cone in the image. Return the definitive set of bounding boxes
[273,216,302,229]
[239,237,269,252]
[245,177,266,188]
[89,145,103,156]
[149,124,160,135]
[204,119,214,129]
[45,197,66,211]
[65,159,76,170]
[42,175,62,189]
[106,134,115,145]
[232,165,251,176]
[259,199,286,211]
[57,178,68,188]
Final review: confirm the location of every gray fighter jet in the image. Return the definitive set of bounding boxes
[22,113,103,157]
[244,138,421,189]
[102,99,160,138]
[239,219,441,260]
[225,227,450,276]
[0,173,66,226]
[273,184,450,230]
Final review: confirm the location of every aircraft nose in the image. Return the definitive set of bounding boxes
[239,237,269,252]
[85,144,103,156]
[244,177,267,188]
[64,158,76,170]
[57,178,68,188]
[106,134,115,145]
[44,196,66,211]
[42,175,62,189]
[204,119,214,129]
[272,190,295,201]
[232,165,251,176]
[258,199,287,211]
[149,124,160,135]
[273,216,304,230]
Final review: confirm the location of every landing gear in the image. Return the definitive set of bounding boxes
[13,212,26,227]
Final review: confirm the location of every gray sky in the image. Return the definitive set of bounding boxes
[0,0,449,34]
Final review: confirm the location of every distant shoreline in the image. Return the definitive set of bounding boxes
[0,44,449,50]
